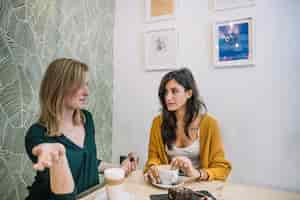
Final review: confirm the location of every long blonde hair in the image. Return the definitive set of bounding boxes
[38,58,88,136]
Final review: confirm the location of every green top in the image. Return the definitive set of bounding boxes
[25,110,100,200]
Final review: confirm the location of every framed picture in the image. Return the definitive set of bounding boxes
[145,0,177,22]
[144,28,178,71]
[212,17,254,67]
[213,0,255,11]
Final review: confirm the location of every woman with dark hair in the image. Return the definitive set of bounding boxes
[144,68,231,184]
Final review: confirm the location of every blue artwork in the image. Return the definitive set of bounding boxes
[218,22,249,62]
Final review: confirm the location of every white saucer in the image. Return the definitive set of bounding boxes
[152,181,184,189]
[151,176,186,189]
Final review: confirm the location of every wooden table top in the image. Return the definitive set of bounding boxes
[78,170,300,200]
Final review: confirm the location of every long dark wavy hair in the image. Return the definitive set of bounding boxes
[158,68,207,149]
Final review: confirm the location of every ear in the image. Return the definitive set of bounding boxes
[186,89,193,99]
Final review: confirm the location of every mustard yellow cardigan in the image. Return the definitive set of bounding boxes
[144,113,232,181]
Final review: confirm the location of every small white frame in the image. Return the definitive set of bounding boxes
[213,0,255,11]
[144,28,178,71]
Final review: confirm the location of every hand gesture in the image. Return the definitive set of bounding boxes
[121,152,139,176]
[32,143,66,171]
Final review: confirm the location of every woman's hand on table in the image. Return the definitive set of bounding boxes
[144,165,160,184]
[170,156,200,178]
[32,143,66,171]
[170,156,209,180]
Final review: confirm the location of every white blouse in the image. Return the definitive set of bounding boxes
[166,134,201,169]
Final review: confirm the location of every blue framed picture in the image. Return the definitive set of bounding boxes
[213,18,254,67]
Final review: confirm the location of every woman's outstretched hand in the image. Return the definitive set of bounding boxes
[32,143,66,171]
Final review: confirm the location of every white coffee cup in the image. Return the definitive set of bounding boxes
[158,166,179,185]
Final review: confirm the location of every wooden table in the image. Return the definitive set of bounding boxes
[78,170,300,200]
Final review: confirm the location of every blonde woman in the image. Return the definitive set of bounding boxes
[25,58,138,200]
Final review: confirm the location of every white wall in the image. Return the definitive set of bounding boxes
[113,0,300,192]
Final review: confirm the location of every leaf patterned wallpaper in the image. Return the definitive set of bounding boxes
[0,0,114,199]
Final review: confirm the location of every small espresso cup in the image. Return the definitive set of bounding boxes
[158,166,179,185]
